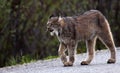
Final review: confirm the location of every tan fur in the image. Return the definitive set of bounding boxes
[47,10,116,66]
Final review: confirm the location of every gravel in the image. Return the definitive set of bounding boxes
[0,47,120,73]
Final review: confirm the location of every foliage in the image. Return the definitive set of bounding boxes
[5,55,36,66]
[43,56,58,60]
[0,0,120,67]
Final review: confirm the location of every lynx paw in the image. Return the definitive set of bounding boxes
[64,62,73,67]
[81,61,89,65]
[107,59,116,64]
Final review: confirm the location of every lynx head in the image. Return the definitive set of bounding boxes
[47,16,64,36]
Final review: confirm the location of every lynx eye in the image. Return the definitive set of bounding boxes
[47,23,52,27]
[50,23,55,27]
[51,23,53,25]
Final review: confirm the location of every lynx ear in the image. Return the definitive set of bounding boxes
[58,16,65,27]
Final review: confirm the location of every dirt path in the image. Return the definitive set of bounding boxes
[0,48,120,73]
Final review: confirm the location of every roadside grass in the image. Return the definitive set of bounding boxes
[5,55,36,66]
[5,55,58,66]
[43,56,58,60]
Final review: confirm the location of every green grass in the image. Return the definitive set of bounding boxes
[5,55,58,66]
[43,56,58,60]
[5,55,36,66]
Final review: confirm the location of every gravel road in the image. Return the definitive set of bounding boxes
[0,48,120,73]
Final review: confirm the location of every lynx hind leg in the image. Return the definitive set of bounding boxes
[81,37,96,65]
[58,43,67,66]
[98,32,116,64]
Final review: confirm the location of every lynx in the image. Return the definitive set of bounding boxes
[47,10,116,67]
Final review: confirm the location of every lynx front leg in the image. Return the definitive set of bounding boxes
[81,37,96,65]
[58,43,67,66]
[66,42,77,67]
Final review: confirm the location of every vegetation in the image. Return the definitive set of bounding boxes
[44,56,58,60]
[5,55,36,66]
[0,0,119,67]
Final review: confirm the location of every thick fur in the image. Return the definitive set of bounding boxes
[47,10,116,66]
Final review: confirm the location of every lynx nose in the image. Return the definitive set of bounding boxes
[47,27,53,32]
